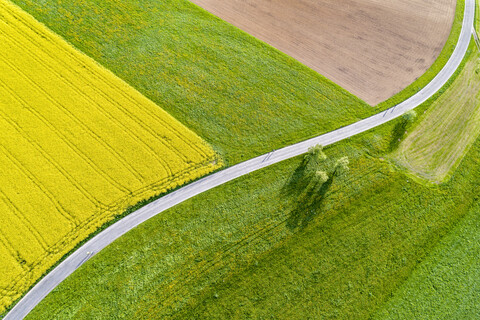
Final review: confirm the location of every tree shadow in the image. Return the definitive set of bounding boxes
[281,158,310,199]
[388,119,408,151]
[285,173,334,231]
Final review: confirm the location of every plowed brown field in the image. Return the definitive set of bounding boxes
[190,0,456,105]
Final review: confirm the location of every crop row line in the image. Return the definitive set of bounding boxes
[0,2,211,162]
[0,106,110,211]
[0,145,77,226]
[0,28,171,183]
[0,190,49,252]
[0,10,178,177]
[0,74,134,198]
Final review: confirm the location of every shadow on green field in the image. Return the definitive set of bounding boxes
[388,119,409,151]
[281,160,309,198]
[389,111,417,151]
[282,161,333,230]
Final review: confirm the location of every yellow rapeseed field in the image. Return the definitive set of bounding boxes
[0,0,221,312]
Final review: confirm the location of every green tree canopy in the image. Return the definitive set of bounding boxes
[333,156,349,177]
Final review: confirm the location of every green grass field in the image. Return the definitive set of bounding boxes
[24,98,480,319]
[10,0,373,165]
[393,47,480,182]
[373,200,480,319]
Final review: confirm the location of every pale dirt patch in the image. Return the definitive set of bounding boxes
[190,0,456,105]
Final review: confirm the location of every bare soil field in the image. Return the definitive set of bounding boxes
[190,0,456,105]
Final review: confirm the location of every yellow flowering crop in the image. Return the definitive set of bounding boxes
[0,0,222,311]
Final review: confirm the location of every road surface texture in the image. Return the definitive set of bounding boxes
[4,0,474,318]
[190,0,456,105]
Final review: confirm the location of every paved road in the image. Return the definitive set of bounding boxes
[4,1,475,318]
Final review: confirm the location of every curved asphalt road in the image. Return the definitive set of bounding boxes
[5,1,475,318]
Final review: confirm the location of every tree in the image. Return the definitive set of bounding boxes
[304,144,326,164]
[402,110,417,124]
[304,144,327,175]
[302,145,350,187]
[314,170,329,184]
[333,156,349,177]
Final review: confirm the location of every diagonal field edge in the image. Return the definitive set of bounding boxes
[4,0,475,318]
